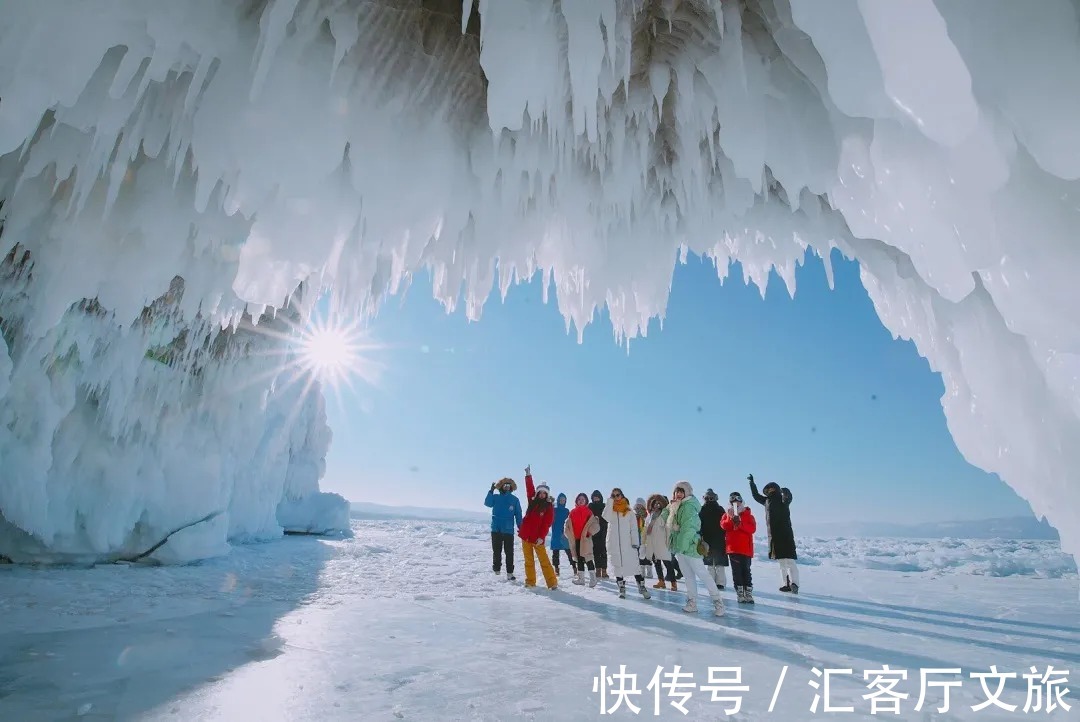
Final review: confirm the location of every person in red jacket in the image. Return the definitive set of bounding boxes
[720,491,757,604]
[518,465,558,590]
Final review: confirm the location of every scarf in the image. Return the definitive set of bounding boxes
[646,511,663,537]
[569,504,593,537]
[611,497,630,515]
[668,499,682,531]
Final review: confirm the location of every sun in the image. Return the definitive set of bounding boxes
[292,312,383,392]
[301,326,354,377]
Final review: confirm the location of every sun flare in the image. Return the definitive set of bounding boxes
[301,326,354,377]
[291,312,383,395]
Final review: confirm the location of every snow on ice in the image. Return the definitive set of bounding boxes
[1,1,1080,568]
[0,520,1077,720]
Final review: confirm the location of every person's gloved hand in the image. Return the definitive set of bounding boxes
[525,464,531,476]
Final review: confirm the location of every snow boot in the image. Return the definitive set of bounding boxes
[553,565,560,576]
[637,581,652,600]
[779,584,792,593]
[572,570,585,585]
[682,598,697,613]
[736,587,747,603]
[790,583,799,595]
[588,570,598,588]
[507,573,517,582]
[744,586,755,604]
[652,579,667,590]
[618,580,627,599]
[713,598,726,617]
[670,579,678,592]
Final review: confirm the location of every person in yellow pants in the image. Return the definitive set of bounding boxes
[522,539,558,588]
[518,465,558,589]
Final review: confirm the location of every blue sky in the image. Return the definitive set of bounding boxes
[320,251,1033,525]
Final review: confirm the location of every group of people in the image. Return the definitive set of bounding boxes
[484,467,799,618]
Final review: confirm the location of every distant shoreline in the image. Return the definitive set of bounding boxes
[350,502,1060,542]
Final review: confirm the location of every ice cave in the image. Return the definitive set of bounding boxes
[0,0,1078,567]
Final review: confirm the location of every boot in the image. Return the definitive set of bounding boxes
[553,566,560,576]
[645,565,654,579]
[573,569,585,586]
[682,598,697,613]
[670,579,678,592]
[713,598,726,617]
[780,574,791,593]
[637,581,652,600]
[736,586,747,603]
[618,580,627,599]
[744,586,755,604]
[588,570,598,588]
[652,579,667,590]
[790,583,799,595]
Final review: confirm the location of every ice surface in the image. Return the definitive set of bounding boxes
[1,1,1079,565]
[0,520,1077,720]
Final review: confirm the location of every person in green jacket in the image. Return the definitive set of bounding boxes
[665,480,725,616]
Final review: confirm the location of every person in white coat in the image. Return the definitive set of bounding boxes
[645,494,678,590]
[603,487,652,600]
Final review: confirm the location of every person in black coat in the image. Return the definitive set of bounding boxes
[589,490,609,578]
[748,474,800,593]
[698,489,728,590]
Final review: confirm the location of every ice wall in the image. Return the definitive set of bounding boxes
[0,0,1078,565]
[0,261,349,563]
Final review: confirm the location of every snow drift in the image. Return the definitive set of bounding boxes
[0,0,1078,564]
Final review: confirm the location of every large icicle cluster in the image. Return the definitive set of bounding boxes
[0,0,1078,564]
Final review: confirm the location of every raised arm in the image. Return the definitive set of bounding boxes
[524,465,535,503]
[748,474,767,505]
[484,484,496,508]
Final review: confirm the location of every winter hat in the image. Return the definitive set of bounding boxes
[557,492,567,504]
[672,480,694,498]
[704,488,718,501]
[729,491,744,504]
[647,494,669,511]
[575,492,589,505]
[763,481,781,495]
[634,497,647,508]
[497,478,517,492]
[535,483,551,497]
[591,489,603,502]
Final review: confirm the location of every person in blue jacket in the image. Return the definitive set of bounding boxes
[486,476,523,580]
[550,493,572,576]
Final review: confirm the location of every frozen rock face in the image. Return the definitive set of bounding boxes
[0,0,1078,565]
